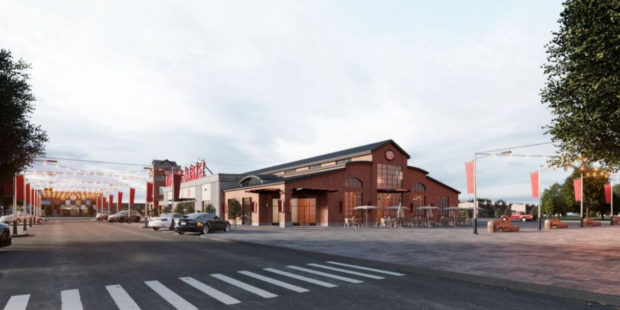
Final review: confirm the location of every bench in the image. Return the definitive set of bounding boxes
[548,218,568,229]
[583,217,602,227]
[488,215,520,233]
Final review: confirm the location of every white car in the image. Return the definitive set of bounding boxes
[0,214,22,224]
[148,213,183,230]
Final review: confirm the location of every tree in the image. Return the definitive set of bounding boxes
[541,0,620,169]
[0,49,48,186]
[558,167,609,217]
[205,203,215,214]
[227,199,241,228]
[541,183,571,215]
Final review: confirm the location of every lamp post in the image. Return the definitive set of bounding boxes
[143,166,151,228]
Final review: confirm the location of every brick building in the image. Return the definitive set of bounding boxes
[223,140,459,227]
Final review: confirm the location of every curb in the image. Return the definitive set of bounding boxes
[12,233,30,238]
[202,234,620,306]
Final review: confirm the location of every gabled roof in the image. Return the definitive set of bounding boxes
[426,176,461,194]
[245,139,410,175]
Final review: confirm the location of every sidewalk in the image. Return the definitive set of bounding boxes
[202,222,620,297]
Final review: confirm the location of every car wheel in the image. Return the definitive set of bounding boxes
[37,219,43,224]
[521,218,527,222]
[153,227,159,231]
[203,224,210,234]
[225,223,231,232]
[177,231,185,235]
[135,217,140,222]
[119,217,125,223]
[498,227,503,232]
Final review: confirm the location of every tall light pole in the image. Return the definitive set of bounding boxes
[143,166,151,228]
[12,173,18,235]
[537,165,542,231]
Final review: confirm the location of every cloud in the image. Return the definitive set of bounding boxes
[0,0,570,202]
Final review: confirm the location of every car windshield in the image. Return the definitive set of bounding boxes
[187,213,203,220]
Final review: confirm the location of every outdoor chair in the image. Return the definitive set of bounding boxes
[583,217,602,227]
[344,217,350,228]
[350,217,360,228]
[490,215,520,232]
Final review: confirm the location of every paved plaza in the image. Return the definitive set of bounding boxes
[203,221,620,299]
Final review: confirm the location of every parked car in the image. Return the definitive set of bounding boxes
[148,213,183,230]
[509,212,534,222]
[107,211,141,223]
[0,214,23,224]
[95,212,109,221]
[0,222,11,248]
[175,213,231,234]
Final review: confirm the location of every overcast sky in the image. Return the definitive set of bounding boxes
[1,0,573,203]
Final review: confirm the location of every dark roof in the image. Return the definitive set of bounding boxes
[426,176,461,194]
[245,139,410,175]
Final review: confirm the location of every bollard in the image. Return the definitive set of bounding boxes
[487,221,494,233]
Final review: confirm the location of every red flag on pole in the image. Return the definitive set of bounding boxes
[573,178,582,201]
[109,194,114,205]
[604,183,612,203]
[118,192,123,208]
[530,171,539,198]
[103,197,107,207]
[146,182,153,203]
[129,188,135,205]
[16,175,24,201]
[465,160,475,194]
[173,173,182,201]
[25,184,30,204]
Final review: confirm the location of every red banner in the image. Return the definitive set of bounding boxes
[3,182,13,196]
[25,183,30,203]
[118,191,123,208]
[103,197,107,208]
[146,182,153,203]
[573,178,582,201]
[16,175,24,201]
[109,194,114,205]
[465,160,475,194]
[530,171,539,198]
[173,174,182,200]
[129,188,135,205]
[96,197,100,210]
[604,183,612,203]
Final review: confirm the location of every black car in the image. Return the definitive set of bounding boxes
[175,213,231,234]
[0,222,11,248]
[107,211,141,223]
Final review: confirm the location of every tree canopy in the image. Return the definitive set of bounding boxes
[0,49,48,184]
[541,0,620,170]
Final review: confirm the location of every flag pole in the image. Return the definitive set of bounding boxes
[580,173,584,227]
[13,173,18,235]
[473,154,478,235]
[537,166,542,230]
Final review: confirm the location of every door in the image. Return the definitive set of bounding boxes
[272,198,279,225]
[296,198,316,226]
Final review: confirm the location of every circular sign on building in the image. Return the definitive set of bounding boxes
[385,150,395,161]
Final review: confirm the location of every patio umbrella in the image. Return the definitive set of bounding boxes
[353,205,378,227]
[386,203,408,227]
[417,206,439,227]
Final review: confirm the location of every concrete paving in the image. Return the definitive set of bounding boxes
[205,220,620,298]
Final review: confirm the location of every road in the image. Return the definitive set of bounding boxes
[0,221,614,310]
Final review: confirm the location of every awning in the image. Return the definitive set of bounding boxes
[246,188,283,194]
[293,187,339,193]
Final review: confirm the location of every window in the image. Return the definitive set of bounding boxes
[309,164,321,170]
[377,164,403,189]
[240,176,262,187]
[336,158,351,165]
[344,192,362,218]
[438,196,449,208]
[414,183,426,192]
[344,177,362,188]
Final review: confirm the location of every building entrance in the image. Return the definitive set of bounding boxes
[291,198,316,225]
[377,193,402,220]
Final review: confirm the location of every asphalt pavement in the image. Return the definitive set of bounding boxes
[0,221,615,310]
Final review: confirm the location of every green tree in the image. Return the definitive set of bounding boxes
[561,167,609,218]
[227,199,241,228]
[0,49,48,186]
[205,203,215,214]
[541,183,571,215]
[541,0,620,169]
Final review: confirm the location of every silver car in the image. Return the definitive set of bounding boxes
[148,213,183,230]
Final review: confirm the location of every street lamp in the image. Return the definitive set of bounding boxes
[143,166,151,228]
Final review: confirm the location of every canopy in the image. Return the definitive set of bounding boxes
[417,206,439,210]
[354,205,378,210]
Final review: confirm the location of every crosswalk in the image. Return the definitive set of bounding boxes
[2,261,405,310]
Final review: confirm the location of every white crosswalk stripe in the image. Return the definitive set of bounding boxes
[263,268,337,288]
[105,284,141,310]
[287,266,363,284]
[326,261,405,276]
[144,280,197,310]
[61,289,83,310]
[179,277,241,306]
[308,263,385,279]
[211,274,278,298]
[3,294,30,310]
[238,271,309,293]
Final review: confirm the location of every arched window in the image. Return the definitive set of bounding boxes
[414,183,426,192]
[345,177,363,188]
[240,176,262,187]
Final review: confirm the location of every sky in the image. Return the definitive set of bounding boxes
[1,0,575,203]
